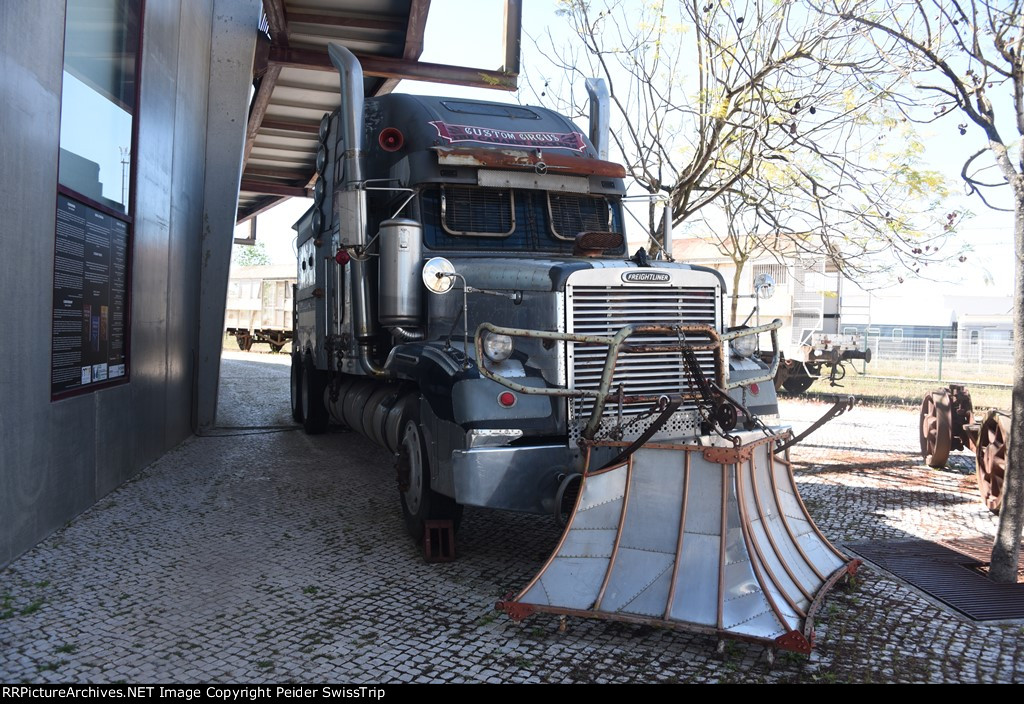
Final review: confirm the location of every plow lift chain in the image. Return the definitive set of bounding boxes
[596,394,683,470]
[593,327,740,468]
[597,339,768,469]
[681,345,744,447]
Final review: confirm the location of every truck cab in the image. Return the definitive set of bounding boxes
[291,45,781,539]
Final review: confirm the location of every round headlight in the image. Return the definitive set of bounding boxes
[730,331,756,359]
[482,332,514,363]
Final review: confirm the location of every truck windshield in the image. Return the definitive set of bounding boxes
[420,186,625,255]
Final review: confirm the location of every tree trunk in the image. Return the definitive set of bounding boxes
[990,195,1024,583]
[730,261,746,327]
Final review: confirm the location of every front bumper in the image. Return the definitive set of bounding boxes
[450,444,574,514]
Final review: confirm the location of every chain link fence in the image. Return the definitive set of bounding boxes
[857,333,1012,386]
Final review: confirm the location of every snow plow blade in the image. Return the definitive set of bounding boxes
[497,431,859,653]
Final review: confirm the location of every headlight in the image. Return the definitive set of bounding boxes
[730,329,756,358]
[482,332,514,363]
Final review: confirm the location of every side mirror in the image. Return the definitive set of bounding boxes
[422,257,456,294]
[753,272,775,300]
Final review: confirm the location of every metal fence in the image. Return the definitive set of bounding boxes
[859,333,1013,385]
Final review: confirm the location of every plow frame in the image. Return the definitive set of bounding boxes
[496,430,860,654]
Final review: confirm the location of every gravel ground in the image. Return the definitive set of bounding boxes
[0,352,1019,683]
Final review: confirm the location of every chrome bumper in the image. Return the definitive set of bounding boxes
[450,444,574,514]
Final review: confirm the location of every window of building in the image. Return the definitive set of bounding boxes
[751,262,788,287]
[58,0,140,213]
[51,0,141,399]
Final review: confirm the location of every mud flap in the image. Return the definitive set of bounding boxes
[497,431,859,653]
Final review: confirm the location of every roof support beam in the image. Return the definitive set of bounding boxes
[259,118,321,134]
[503,0,522,77]
[237,196,289,224]
[376,0,431,96]
[288,12,405,32]
[243,63,281,166]
[268,46,517,91]
[239,179,309,198]
[262,0,289,46]
[245,165,315,180]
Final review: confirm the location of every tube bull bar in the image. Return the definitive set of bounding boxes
[474,319,782,440]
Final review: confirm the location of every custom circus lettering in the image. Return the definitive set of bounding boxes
[429,121,586,151]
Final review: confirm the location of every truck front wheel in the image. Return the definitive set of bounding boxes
[397,415,463,541]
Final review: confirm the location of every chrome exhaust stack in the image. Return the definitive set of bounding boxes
[585,78,610,161]
[327,43,366,188]
[327,43,387,377]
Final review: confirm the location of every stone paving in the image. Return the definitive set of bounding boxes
[0,352,1020,683]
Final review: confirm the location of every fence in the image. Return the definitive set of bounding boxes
[857,332,1012,385]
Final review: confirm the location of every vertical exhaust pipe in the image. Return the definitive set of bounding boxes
[327,43,386,378]
[662,203,673,261]
[327,43,365,187]
[585,78,610,161]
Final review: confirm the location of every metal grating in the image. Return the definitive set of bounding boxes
[567,285,719,419]
[751,261,788,286]
[791,257,825,346]
[548,193,610,240]
[441,186,514,236]
[847,537,1024,621]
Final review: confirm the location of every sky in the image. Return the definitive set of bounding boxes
[239,0,1016,325]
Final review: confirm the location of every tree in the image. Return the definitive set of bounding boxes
[526,0,965,302]
[829,0,1023,583]
[233,240,271,267]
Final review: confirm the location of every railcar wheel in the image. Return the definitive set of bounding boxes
[976,411,1009,514]
[782,373,815,394]
[920,390,952,468]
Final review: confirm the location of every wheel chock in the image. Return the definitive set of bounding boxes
[423,520,456,562]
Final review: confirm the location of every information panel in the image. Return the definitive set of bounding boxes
[51,194,129,397]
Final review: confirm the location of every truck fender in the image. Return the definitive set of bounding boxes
[385,342,556,429]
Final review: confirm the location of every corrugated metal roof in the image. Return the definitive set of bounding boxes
[237,0,522,223]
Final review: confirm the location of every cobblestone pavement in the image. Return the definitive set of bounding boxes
[1,353,1020,683]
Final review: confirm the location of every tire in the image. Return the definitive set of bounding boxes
[290,352,304,424]
[782,373,816,394]
[396,406,463,541]
[301,354,329,435]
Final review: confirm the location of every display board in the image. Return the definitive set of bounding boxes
[51,194,129,398]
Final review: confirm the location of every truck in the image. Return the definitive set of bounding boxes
[289,44,858,654]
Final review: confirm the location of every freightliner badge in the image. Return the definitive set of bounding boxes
[621,271,671,283]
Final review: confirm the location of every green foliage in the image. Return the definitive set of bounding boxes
[528,0,968,282]
[233,240,271,267]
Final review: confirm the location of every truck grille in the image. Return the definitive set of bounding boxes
[567,284,720,420]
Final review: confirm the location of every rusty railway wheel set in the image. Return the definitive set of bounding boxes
[919,384,1010,514]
